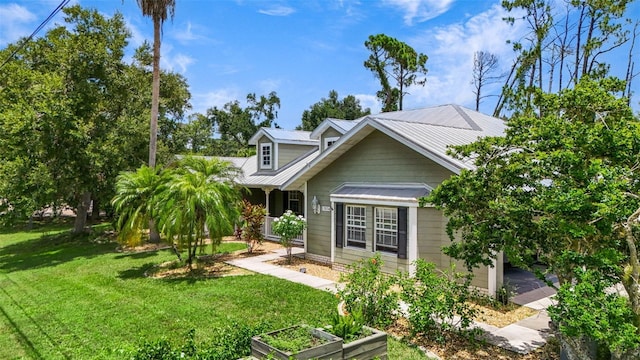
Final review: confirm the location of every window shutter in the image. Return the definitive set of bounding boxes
[335,203,344,248]
[397,207,408,259]
[284,191,290,211]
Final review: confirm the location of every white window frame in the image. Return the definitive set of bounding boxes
[260,143,272,169]
[375,207,398,253]
[324,136,339,150]
[346,205,366,249]
[288,191,301,214]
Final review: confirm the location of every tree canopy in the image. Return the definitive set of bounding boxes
[364,34,428,112]
[494,0,637,116]
[206,92,281,156]
[425,77,640,356]
[297,90,371,131]
[0,5,190,230]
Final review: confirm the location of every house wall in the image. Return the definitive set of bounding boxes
[306,130,454,262]
[417,207,489,290]
[278,143,315,169]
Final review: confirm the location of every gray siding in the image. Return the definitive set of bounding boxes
[306,130,455,263]
[417,207,489,289]
[277,143,315,169]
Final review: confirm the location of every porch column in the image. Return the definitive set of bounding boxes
[263,188,272,215]
[408,206,418,276]
[263,187,272,236]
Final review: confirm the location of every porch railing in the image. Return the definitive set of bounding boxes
[263,216,303,245]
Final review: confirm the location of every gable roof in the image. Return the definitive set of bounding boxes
[248,127,317,146]
[283,104,506,190]
[208,150,319,189]
[309,118,363,139]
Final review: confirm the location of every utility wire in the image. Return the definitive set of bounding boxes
[0,0,71,70]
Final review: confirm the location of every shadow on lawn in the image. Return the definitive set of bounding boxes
[117,262,157,279]
[114,251,159,260]
[0,231,114,273]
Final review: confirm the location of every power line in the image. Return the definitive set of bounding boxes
[0,0,71,70]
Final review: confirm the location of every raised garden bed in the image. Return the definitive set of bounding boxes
[341,325,387,360]
[251,325,342,360]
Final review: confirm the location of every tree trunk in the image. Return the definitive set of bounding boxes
[623,225,640,322]
[73,191,92,234]
[149,219,161,243]
[149,17,161,168]
[91,196,100,222]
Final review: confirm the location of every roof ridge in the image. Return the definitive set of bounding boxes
[452,105,482,131]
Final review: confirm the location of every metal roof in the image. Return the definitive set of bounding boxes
[248,127,317,145]
[234,150,319,189]
[331,183,432,202]
[283,105,507,190]
[310,118,363,139]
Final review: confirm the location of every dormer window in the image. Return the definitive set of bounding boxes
[260,143,272,169]
[324,137,339,150]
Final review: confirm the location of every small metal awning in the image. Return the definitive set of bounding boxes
[330,183,432,203]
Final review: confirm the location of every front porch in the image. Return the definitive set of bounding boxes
[263,216,304,245]
[242,187,305,246]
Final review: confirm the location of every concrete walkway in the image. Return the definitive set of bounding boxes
[225,248,554,355]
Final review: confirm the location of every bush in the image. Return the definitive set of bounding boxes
[337,254,399,328]
[240,200,266,254]
[271,210,306,263]
[130,321,272,360]
[398,259,479,343]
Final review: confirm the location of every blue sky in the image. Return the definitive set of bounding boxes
[1,0,638,130]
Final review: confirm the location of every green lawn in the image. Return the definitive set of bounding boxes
[0,222,427,359]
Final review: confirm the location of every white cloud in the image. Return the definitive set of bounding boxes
[160,43,195,74]
[354,94,381,114]
[257,79,282,93]
[0,3,37,45]
[124,17,146,48]
[403,4,527,112]
[382,0,454,25]
[172,21,208,44]
[192,88,242,114]
[258,5,295,16]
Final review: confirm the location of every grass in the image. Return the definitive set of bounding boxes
[0,221,434,359]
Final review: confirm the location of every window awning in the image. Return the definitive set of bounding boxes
[330,184,432,205]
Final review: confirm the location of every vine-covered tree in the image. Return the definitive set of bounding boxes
[364,34,428,112]
[426,77,640,357]
[297,90,371,131]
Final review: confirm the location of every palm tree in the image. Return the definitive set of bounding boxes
[111,166,167,246]
[156,157,242,268]
[136,0,175,168]
[136,0,175,243]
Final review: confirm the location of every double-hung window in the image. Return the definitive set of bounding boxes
[288,191,300,214]
[345,205,366,248]
[260,143,272,169]
[375,207,398,253]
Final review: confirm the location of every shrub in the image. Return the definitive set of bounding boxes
[337,254,399,328]
[130,322,272,360]
[398,259,479,343]
[271,210,306,263]
[240,200,266,254]
[325,306,367,342]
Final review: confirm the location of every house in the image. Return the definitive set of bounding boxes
[228,105,507,295]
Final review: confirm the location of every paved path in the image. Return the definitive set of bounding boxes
[225,248,554,356]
